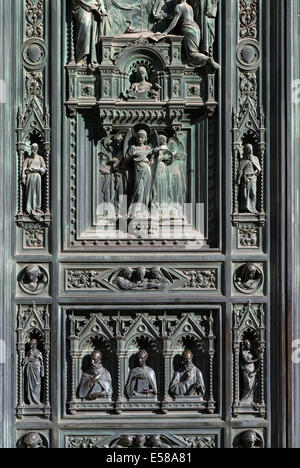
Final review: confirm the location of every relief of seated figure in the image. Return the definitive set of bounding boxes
[78,350,112,400]
[125,350,157,399]
[125,66,161,101]
[170,350,206,399]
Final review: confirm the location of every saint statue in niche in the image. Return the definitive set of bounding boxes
[236,143,261,214]
[125,349,157,399]
[170,349,205,398]
[125,66,161,101]
[160,0,219,69]
[22,144,46,222]
[78,350,112,400]
[23,339,44,406]
[240,339,263,405]
[19,265,48,295]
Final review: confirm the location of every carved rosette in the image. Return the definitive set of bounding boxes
[16,0,51,249]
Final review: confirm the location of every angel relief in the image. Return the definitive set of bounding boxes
[97,127,187,224]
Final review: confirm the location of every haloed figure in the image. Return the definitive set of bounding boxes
[22,144,46,222]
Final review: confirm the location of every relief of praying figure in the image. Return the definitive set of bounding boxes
[240,340,263,405]
[170,350,205,399]
[237,144,261,214]
[125,66,161,101]
[23,339,44,406]
[78,350,112,400]
[161,0,219,69]
[22,144,46,222]
[125,350,157,399]
[73,0,107,64]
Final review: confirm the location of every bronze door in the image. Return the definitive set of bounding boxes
[0,0,299,449]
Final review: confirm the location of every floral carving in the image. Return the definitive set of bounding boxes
[182,270,217,289]
[23,223,45,249]
[240,0,258,39]
[238,224,259,247]
[26,0,44,38]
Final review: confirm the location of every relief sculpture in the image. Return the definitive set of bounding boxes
[98,128,187,222]
[72,0,219,68]
[78,350,112,400]
[22,144,46,222]
[170,350,205,399]
[125,350,157,399]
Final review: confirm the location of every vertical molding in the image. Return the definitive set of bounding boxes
[0,0,14,449]
[288,0,300,449]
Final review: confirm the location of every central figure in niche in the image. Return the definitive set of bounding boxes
[98,126,187,222]
[125,350,157,399]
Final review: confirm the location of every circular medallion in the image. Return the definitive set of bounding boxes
[237,40,261,70]
[22,38,47,70]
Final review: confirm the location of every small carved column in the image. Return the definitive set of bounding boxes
[43,308,50,417]
[232,306,240,415]
[16,141,25,218]
[258,305,266,416]
[43,124,51,217]
[207,312,216,414]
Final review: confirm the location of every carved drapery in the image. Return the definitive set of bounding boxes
[16,305,51,419]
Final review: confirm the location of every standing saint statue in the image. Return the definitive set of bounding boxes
[161,0,219,69]
[73,0,107,64]
[240,340,263,405]
[170,350,205,398]
[237,144,261,214]
[22,143,46,222]
[78,350,112,400]
[23,339,44,406]
[125,350,157,399]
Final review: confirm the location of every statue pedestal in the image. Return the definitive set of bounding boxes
[69,398,113,415]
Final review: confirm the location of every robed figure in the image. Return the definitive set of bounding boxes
[23,339,44,406]
[22,144,46,222]
[73,0,107,63]
[237,144,261,214]
[78,350,112,400]
[125,350,157,399]
[240,340,262,405]
[170,350,205,398]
